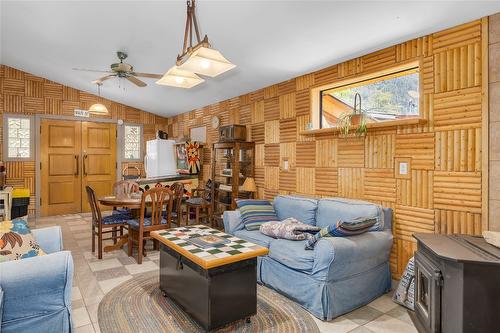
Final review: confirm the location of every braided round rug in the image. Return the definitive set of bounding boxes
[98,272,319,333]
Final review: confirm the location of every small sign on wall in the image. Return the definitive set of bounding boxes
[74,109,90,118]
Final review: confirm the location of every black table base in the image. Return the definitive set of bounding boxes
[159,244,257,331]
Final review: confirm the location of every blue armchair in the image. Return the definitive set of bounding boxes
[0,226,73,333]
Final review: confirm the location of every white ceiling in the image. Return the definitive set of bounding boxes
[1,1,500,117]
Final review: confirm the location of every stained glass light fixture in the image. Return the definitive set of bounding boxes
[88,82,109,115]
[156,0,235,88]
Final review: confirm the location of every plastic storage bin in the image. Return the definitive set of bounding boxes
[11,188,30,219]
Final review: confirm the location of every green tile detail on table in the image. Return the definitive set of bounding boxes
[231,244,244,249]
[207,249,222,254]
[189,248,203,254]
[227,250,242,255]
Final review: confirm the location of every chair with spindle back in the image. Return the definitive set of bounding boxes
[111,180,140,242]
[169,182,185,226]
[127,187,173,264]
[86,186,129,259]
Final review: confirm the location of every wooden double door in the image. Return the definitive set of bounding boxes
[40,119,117,216]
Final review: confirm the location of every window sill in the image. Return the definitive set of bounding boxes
[299,118,427,136]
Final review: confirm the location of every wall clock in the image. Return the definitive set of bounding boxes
[211,116,220,129]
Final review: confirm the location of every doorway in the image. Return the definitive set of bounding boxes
[40,119,116,216]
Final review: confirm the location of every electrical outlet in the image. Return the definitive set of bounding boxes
[282,159,289,171]
[399,162,408,175]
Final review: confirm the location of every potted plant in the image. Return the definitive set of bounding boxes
[336,92,367,137]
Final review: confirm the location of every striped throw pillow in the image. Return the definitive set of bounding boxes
[305,217,377,250]
[236,199,279,231]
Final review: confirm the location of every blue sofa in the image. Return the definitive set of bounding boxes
[0,226,73,333]
[224,195,393,320]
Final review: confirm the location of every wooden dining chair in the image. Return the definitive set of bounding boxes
[185,180,218,227]
[111,180,140,240]
[127,187,173,264]
[169,182,185,226]
[86,186,129,259]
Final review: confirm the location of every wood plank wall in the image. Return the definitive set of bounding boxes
[0,65,169,216]
[166,18,488,278]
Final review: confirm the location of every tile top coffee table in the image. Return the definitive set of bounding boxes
[151,225,269,331]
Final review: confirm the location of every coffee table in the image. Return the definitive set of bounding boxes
[151,225,269,331]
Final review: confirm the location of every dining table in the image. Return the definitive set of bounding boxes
[98,193,144,253]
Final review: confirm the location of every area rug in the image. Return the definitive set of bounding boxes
[98,272,319,333]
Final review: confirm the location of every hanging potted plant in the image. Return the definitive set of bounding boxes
[336,92,367,137]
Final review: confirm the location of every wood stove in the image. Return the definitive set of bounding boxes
[412,233,500,333]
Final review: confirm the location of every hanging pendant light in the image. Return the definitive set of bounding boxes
[156,65,205,88]
[88,82,109,115]
[156,0,235,88]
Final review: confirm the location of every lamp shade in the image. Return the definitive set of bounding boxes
[88,103,109,115]
[178,46,236,77]
[156,65,204,89]
[241,177,257,193]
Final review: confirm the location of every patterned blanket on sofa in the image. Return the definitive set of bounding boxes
[260,218,321,240]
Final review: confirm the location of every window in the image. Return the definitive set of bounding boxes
[4,116,33,160]
[123,124,142,161]
[320,67,419,128]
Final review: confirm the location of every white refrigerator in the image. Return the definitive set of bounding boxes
[145,139,177,178]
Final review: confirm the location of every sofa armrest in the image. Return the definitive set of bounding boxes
[312,230,393,281]
[0,251,73,325]
[223,210,243,234]
[32,226,63,254]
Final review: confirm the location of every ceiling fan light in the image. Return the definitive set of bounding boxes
[178,46,235,77]
[88,103,109,115]
[156,65,204,88]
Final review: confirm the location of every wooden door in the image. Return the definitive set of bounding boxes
[41,119,82,216]
[81,122,117,212]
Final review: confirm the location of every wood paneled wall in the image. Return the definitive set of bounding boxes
[0,65,169,216]
[166,18,489,278]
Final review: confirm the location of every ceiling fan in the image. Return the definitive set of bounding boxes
[73,51,162,87]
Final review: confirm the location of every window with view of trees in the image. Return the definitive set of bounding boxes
[320,68,419,128]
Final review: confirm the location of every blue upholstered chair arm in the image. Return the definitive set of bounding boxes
[32,226,63,254]
[0,251,73,329]
[312,230,393,281]
[223,210,243,234]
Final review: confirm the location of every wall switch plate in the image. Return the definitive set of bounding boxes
[282,159,289,171]
[394,157,411,179]
[399,162,408,175]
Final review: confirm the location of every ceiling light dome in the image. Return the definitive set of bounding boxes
[88,82,109,115]
[178,43,236,77]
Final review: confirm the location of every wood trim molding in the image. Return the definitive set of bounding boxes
[481,17,489,231]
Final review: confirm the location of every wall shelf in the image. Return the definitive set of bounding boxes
[299,118,427,136]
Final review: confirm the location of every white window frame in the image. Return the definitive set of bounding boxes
[121,123,143,162]
[3,114,35,161]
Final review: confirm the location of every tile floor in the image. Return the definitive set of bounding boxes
[34,213,418,333]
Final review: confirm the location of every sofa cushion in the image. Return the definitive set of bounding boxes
[316,198,384,230]
[268,239,316,272]
[234,229,275,248]
[273,195,318,226]
[0,216,46,262]
[236,199,279,230]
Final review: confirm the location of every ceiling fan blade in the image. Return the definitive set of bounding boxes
[126,76,147,87]
[72,68,114,74]
[91,75,116,84]
[131,72,163,79]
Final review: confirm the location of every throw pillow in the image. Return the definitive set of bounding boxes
[0,216,46,262]
[305,216,377,250]
[235,199,279,231]
[393,257,415,310]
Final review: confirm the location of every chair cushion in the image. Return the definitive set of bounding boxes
[235,199,279,231]
[268,239,315,272]
[305,217,377,250]
[0,216,46,262]
[316,198,385,231]
[233,229,275,248]
[273,195,318,226]
[186,197,209,205]
[112,208,133,218]
[127,218,168,229]
[102,214,130,225]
